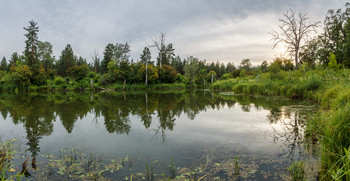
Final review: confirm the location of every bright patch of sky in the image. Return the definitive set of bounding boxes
[0,0,347,65]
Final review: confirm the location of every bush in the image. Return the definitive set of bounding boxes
[304,74,322,91]
[279,84,293,96]
[246,84,260,95]
[175,73,189,85]
[232,83,247,94]
[286,85,304,98]
[220,73,232,80]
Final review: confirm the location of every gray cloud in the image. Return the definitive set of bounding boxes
[0,0,348,65]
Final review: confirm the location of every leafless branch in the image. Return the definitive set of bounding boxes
[270,8,320,67]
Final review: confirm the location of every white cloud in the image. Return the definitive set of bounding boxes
[0,0,348,65]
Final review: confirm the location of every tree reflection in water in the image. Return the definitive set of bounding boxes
[0,92,315,176]
[269,106,317,162]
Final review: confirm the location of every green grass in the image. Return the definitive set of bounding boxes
[289,161,305,181]
[210,79,238,90]
[212,68,350,180]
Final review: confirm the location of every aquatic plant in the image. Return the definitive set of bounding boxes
[234,156,239,176]
[169,157,176,179]
[0,139,24,181]
[145,161,155,181]
[289,161,305,181]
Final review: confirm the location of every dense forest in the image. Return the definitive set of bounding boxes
[0,4,349,91]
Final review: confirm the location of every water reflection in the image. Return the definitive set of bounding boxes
[271,106,315,162]
[0,91,316,179]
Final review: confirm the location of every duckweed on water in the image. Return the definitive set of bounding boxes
[0,141,312,180]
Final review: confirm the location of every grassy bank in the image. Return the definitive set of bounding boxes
[211,68,350,180]
[0,82,192,93]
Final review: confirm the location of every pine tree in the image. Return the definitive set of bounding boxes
[24,20,39,67]
[57,44,77,77]
[0,57,7,71]
[101,43,115,74]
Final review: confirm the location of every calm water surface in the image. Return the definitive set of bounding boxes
[0,91,317,180]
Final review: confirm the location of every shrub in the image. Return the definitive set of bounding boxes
[220,73,232,80]
[246,84,260,95]
[304,74,322,91]
[175,73,189,85]
[232,83,247,94]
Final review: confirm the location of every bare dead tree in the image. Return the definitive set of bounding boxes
[90,50,100,73]
[270,9,320,67]
[150,31,167,68]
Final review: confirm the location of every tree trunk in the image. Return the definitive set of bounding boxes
[211,74,214,83]
[123,79,126,90]
[32,156,37,170]
[295,48,299,68]
[159,52,162,68]
[145,92,148,113]
[145,60,148,86]
[90,79,94,90]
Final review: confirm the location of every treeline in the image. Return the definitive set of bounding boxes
[0,21,239,90]
[0,4,349,90]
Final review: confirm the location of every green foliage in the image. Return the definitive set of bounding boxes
[304,74,322,91]
[101,44,115,74]
[220,73,232,80]
[68,64,89,81]
[138,64,159,84]
[184,56,199,85]
[175,73,189,84]
[213,68,350,180]
[289,161,305,181]
[159,65,177,83]
[0,139,24,180]
[260,60,268,72]
[57,44,77,77]
[268,58,283,79]
[32,63,48,86]
[210,79,237,90]
[232,83,247,94]
[320,105,350,180]
[37,41,54,70]
[328,52,340,70]
[239,58,251,71]
[239,69,247,77]
[24,20,39,67]
[207,70,217,83]
[0,57,7,72]
[13,65,32,87]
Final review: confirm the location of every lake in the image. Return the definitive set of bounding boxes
[0,91,317,180]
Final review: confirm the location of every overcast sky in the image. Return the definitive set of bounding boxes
[0,0,348,65]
